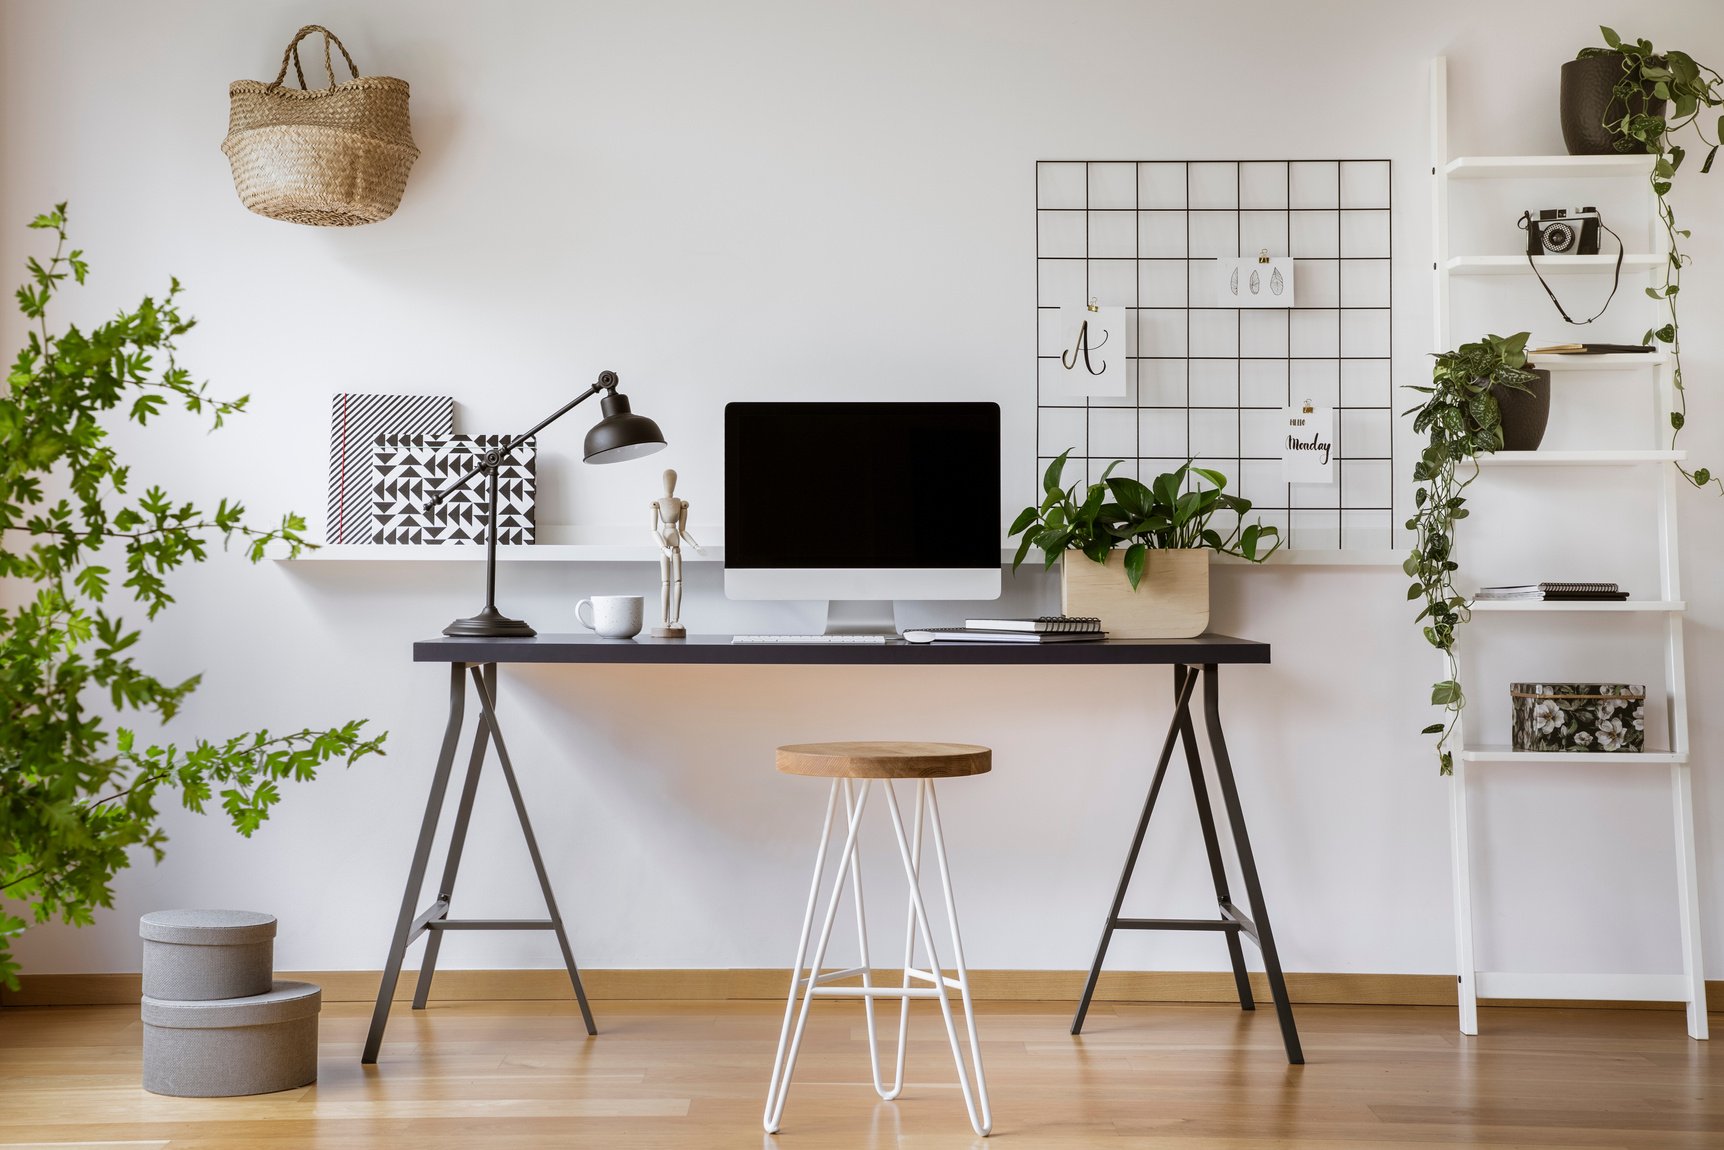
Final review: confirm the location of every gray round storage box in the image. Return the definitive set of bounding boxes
[142,980,321,1096]
[140,909,275,1001]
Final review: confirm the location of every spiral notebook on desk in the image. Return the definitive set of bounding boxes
[961,615,1102,633]
[902,626,1107,644]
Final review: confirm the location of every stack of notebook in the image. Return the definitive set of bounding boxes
[1475,582,1629,602]
[901,616,1106,643]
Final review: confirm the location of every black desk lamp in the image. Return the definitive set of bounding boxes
[432,370,666,638]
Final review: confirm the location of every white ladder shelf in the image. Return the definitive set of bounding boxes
[1430,57,1708,1040]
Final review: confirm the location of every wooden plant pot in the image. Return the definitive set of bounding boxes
[1061,549,1210,639]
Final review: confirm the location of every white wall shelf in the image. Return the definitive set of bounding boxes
[1529,353,1667,371]
[1474,449,1684,467]
[283,545,1409,568]
[1475,971,1691,1002]
[1431,56,1706,1040]
[1444,155,1655,180]
[282,544,727,564]
[1461,746,1687,766]
[1468,600,1685,613]
[1446,254,1663,277]
[1213,550,1404,568]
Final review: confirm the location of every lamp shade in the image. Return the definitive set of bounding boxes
[583,391,667,464]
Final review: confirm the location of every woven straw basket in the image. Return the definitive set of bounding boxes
[222,25,418,227]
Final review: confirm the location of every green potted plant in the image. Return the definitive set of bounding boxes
[1562,26,1723,494]
[1405,332,1541,774]
[1008,453,1279,638]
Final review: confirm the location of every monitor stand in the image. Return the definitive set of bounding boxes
[824,599,900,637]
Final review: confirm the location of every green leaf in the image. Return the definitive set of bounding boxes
[1601,25,1621,49]
[1043,450,1071,495]
[1421,723,1446,735]
[1105,476,1153,520]
[1190,466,1227,491]
[1431,680,1462,706]
[1123,542,1147,590]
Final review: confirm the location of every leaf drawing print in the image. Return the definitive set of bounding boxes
[1249,269,1261,295]
[1229,266,1240,296]
[1270,267,1285,296]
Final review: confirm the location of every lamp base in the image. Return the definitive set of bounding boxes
[443,606,537,638]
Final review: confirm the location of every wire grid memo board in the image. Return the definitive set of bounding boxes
[1035,159,1395,551]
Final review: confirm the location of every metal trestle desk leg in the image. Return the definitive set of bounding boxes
[1071,663,1303,1065]
[362,662,596,1064]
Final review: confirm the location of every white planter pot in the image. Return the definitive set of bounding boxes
[1060,549,1210,639]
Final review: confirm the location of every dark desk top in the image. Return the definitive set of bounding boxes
[414,633,1270,666]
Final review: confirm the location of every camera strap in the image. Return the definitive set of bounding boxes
[1518,211,1624,325]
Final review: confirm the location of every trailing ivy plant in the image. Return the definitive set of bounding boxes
[1009,451,1279,588]
[0,205,386,989]
[1578,26,1724,493]
[1404,332,1538,774]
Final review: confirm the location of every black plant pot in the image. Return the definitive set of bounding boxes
[1496,368,1551,451]
[1561,54,1666,155]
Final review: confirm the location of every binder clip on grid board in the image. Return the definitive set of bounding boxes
[1217,248,1295,309]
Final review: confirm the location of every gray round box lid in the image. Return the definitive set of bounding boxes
[139,909,277,945]
[141,980,321,1029]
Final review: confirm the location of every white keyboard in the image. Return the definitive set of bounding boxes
[732,634,890,645]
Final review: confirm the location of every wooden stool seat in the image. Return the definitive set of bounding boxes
[775,741,992,780]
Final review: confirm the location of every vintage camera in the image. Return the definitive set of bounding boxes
[1524,207,1602,256]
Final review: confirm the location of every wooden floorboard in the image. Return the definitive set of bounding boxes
[0,999,1719,1148]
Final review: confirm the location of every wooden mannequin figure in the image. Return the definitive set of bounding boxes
[650,469,701,638]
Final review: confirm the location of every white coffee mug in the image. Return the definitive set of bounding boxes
[576,595,644,639]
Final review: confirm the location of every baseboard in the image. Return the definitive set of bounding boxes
[3,968,1720,1011]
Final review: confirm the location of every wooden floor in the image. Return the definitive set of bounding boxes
[1,998,1720,1148]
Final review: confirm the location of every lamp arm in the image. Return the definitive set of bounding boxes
[427,371,619,509]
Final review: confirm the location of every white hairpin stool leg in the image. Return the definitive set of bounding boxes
[842,781,887,1097]
[885,778,926,1101]
[882,780,992,1137]
[926,780,992,1135]
[764,778,871,1134]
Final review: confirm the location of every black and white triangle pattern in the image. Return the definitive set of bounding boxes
[370,434,537,545]
[328,393,454,544]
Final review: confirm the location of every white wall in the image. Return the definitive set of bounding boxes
[4,0,1721,982]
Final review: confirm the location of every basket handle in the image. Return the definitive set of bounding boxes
[266,24,361,92]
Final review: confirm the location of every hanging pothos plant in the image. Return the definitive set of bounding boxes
[1579,26,1724,493]
[1405,333,1538,774]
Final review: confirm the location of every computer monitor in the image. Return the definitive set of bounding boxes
[725,402,1002,633]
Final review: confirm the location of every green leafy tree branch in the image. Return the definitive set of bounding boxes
[0,205,385,988]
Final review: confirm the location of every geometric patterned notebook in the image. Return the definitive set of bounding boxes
[369,434,537,545]
[327,393,453,543]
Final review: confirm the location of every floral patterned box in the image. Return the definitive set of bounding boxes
[1510,683,1646,753]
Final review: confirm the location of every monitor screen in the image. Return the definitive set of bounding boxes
[725,402,1001,570]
